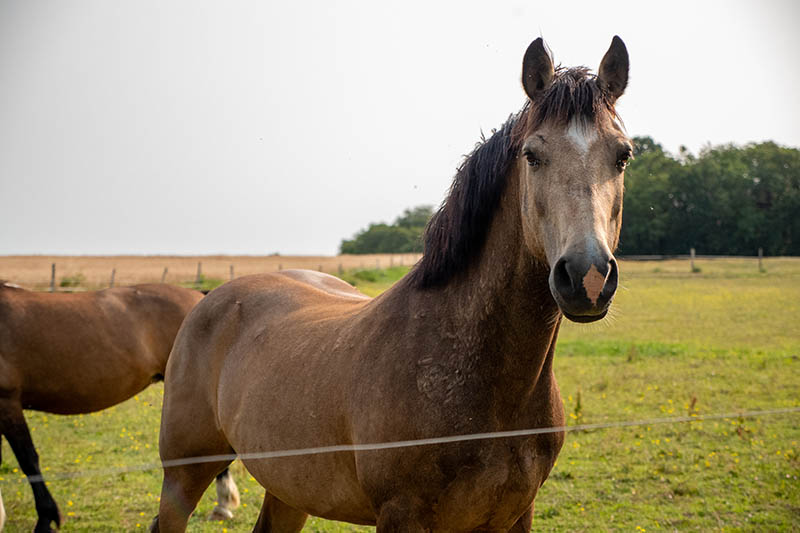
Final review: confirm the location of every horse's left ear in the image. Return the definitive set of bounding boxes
[597,36,629,101]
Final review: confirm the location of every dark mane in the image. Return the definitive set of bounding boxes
[515,66,620,142]
[407,114,521,288]
[409,67,619,288]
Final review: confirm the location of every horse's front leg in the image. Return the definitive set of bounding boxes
[508,504,533,533]
[375,497,428,533]
[0,397,61,533]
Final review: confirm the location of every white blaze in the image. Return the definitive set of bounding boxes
[566,119,598,156]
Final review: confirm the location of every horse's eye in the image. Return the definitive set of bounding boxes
[616,151,632,172]
[524,151,541,170]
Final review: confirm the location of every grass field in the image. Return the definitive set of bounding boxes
[1,257,798,531]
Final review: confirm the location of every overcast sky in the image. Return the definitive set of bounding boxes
[1,0,798,256]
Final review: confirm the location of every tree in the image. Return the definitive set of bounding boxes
[619,138,800,256]
[618,136,682,255]
[340,205,434,254]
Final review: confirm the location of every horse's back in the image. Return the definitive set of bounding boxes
[0,283,203,413]
[165,271,368,376]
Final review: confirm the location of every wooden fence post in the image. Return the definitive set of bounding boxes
[110,268,116,288]
[161,267,168,283]
[338,263,343,276]
[230,264,235,281]
[758,247,764,272]
[50,263,56,293]
[690,248,696,272]
[195,262,203,287]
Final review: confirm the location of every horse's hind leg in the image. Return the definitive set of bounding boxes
[0,398,60,533]
[252,493,308,533]
[151,458,232,532]
[208,467,240,520]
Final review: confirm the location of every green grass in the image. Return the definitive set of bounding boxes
[59,273,87,288]
[338,266,409,297]
[179,275,226,293]
[2,258,798,531]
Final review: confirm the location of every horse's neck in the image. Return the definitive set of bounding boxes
[393,181,562,406]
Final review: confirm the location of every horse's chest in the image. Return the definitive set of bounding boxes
[429,437,559,530]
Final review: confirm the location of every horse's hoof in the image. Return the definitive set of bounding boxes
[33,521,57,533]
[34,502,61,532]
[208,505,234,521]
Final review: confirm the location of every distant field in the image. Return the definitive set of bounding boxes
[0,254,421,291]
[1,257,798,531]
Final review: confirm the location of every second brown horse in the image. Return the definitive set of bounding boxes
[0,282,240,532]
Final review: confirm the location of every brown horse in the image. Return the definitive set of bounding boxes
[152,36,631,532]
[0,282,227,532]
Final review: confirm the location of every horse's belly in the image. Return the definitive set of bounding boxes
[20,372,151,414]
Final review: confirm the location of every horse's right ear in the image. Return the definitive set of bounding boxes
[522,38,554,101]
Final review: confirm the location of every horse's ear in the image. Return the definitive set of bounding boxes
[597,35,629,102]
[522,38,554,101]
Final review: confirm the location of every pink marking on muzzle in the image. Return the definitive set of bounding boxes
[582,264,606,306]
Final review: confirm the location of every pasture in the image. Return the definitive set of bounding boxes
[0,257,798,531]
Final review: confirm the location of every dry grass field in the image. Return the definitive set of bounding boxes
[0,254,422,291]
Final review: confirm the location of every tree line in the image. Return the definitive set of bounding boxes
[340,138,800,256]
[621,137,799,256]
[340,205,433,254]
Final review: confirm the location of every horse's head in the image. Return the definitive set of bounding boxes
[516,37,631,323]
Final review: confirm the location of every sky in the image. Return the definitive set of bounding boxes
[1,0,798,256]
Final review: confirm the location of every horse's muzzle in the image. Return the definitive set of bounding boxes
[548,253,618,323]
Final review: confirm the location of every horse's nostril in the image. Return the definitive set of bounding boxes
[604,258,619,294]
[553,257,573,293]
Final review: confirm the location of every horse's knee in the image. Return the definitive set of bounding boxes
[157,462,227,531]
